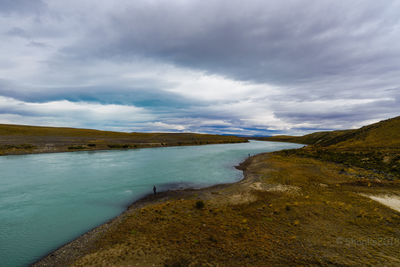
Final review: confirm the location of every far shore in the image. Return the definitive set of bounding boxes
[0,123,248,157]
[0,139,249,157]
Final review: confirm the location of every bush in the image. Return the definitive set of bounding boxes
[195,200,205,209]
[107,144,130,149]
[19,144,36,149]
[0,144,36,149]
[87,143,96,147]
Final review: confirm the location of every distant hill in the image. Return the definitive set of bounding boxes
[0,124,247,155]
[327,116,400,149]
[264,116,400,179]
[255,130,354,146]
[257,116,400,149]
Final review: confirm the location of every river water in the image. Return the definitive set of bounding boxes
[0,140,302,266]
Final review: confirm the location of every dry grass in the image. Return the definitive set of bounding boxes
[258,115,400,149]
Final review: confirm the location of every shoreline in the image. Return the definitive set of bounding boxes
[1,140,249,157]
[31,155,255,266]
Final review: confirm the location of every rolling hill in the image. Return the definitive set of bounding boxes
[262,116,400,178]
[0,124,247,155]
[259,116,400,149]
[254,129,354,146]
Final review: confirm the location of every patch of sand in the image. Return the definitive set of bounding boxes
[228,192,257,204]
[362,194,400,213]
[250,182,300,194]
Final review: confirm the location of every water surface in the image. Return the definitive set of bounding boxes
[0,140,302,267]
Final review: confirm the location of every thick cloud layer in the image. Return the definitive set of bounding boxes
[0,0,399,135]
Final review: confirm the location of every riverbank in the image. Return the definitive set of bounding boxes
[0,139,248,157]
[33,151,400,266]
[0,123,247,156]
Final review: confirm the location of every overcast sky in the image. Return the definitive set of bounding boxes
[0,0,399,135]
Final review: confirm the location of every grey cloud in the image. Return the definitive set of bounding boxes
[0,0,399,134]
[62,1,400,85]
[56,1,400,131]
[275,98,400,130]
[28,41,48,48]
[0,0,46,15]
[6,27,29,38]
[0,81,195,109]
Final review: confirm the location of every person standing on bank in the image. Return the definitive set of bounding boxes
[153,185,157,195]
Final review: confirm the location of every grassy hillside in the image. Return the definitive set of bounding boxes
[328,116,400,149]
[0,124,247,155]
[267,116,400,179]
[255,130,354,146]
[258,116,400,149]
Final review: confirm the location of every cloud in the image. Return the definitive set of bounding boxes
[60,1,400,84]
[0,0,399,135]
[148,122,186,132]
[0,96,153,130]
[0,0,46,15]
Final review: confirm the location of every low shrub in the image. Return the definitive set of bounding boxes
[195,200,205,209]
[0,144,36,150]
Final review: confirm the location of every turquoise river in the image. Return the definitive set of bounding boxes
[0,140,302,267]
